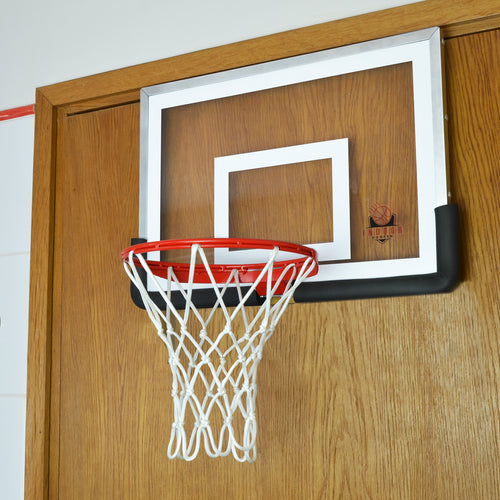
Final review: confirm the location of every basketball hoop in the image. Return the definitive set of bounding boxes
[121,238,318,462]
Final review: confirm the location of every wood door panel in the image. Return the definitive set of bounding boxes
[48,29,500,499]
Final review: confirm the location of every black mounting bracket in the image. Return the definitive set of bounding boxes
[128,204,459,309]
[294,203,460,302]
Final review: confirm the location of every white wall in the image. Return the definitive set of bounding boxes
[0,115,34,500]
[0,1,423,498]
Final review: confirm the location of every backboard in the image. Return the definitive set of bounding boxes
[133,27,459,308]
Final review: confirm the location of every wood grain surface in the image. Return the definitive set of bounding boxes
[26,3,500,499]
[228,159,334,244]
[24,90,56,500]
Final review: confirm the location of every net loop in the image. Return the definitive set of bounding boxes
[122,239,317,462]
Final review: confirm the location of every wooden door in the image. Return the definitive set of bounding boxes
[26,4,500,498]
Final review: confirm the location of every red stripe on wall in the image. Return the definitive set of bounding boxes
[0,104,35,121]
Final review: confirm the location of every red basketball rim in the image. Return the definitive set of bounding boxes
[121,238,318,287]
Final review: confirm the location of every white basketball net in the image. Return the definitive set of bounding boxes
[123,243,316,462]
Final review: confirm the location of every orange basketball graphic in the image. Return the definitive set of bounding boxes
[370,203,392,226]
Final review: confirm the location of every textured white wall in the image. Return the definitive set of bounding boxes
[0,114,34,500]
[0,1,425,498]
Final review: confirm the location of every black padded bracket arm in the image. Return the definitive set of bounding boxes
[126,204,459,309]
[293,203,460,303]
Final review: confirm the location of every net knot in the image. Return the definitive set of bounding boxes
[238,353,246,364]
[168,354,180,366]
[242,382,256,393]
[182,386,194,398]
[197,416,210,428]
[199,329,208,339]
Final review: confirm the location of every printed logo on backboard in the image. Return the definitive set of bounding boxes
[363,203,402,243]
